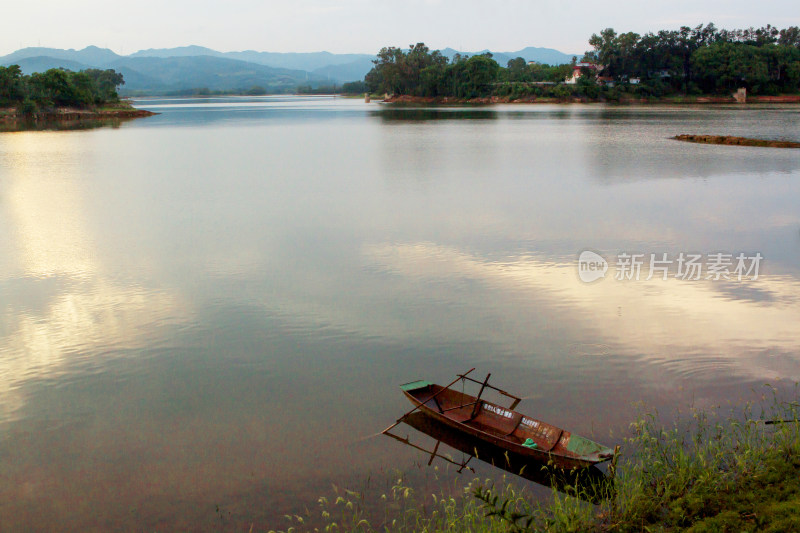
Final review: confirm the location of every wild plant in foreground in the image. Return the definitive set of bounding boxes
[271,385,800,532]
[270,470,532,533]
[474,385,800,532]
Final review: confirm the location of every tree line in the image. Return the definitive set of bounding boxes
[359,23,800,99]
[586,23,800,94]
[0,66,125,113]
[362,44,502,98]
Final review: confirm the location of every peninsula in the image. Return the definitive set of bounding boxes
[0,65,154,131]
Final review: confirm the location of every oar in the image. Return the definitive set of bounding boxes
[383,431,475,472]
[349,430,387,444]
[381,368,476,435]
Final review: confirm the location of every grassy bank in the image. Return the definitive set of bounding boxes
[271,388,800,532]
[598,395,800,532]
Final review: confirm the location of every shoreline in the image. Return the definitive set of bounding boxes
[380,94,800,105]
[674,134,800,148]
[0,105,157,131]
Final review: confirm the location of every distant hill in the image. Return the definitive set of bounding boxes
[0,44,577,93]
[128,45,224,58]
[105,56,322,92]
[508,46,577,65]
[1,51,328,93]
[12,56,93,75]
[312,57,377,84]
[2,46,121,66]
[126,47,374,73]
[439,46,575,66]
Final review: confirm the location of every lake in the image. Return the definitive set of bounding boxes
[1,96,799,530]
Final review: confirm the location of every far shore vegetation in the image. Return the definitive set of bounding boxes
[271,387,800,532]
[7,22,798,105]
[0,66,156,130]
[352,23,800,102]
[0,65,126,114]
[155,86,270,97]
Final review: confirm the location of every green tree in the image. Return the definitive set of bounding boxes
[506,57,532,82]
[0,65,24,106]
[84,69,124,102]
[576,71,599,98]
[341,80,368,94]
[586,28,617,71]
[529,62,571,82]
[70,71,96,105]
[365,46,406,95]
[27,69,76,107]
[0,66,124,111]
[419,61,448,96]
[691,41,769,93]
[779,26,800,47]
[450,54,499,98]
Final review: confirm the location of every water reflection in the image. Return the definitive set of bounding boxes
[1,98,799,530]
[373,107,499,122]
[2,132,106,280]
[395,412,612,504]
[362,242,800,382]
[131,95,369,128]
[0,133,190,421]
[0,117,135,133]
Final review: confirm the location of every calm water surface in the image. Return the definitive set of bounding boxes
[1,96,799,530]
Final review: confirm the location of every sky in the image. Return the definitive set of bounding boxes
[2,0,799,57]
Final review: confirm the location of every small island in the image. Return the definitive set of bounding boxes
[0,65,154,131]
[673,134,800,148]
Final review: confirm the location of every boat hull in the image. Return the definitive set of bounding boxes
[400,381,613,469]
[402,411,613,502]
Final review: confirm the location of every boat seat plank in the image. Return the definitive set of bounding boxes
[448,411,473,423]
[505,413,524,436]
[432,396,444,413]
[545,429,564,452]
[469,402,519,436]
[515,417,565,450]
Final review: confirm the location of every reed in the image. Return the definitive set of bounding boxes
[270,469,532,532]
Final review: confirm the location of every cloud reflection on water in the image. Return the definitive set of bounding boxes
[0,133,190,421]
[362,241,800,383]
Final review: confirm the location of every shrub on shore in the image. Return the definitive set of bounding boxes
[0,65,124,113]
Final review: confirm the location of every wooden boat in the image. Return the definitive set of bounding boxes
[397,411,613,503]
[393,373,615,469]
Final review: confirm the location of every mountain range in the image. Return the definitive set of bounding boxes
[0,45,577,94]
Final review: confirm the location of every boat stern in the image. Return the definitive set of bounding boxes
[399,380,434,392]
[566,434,616,464]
